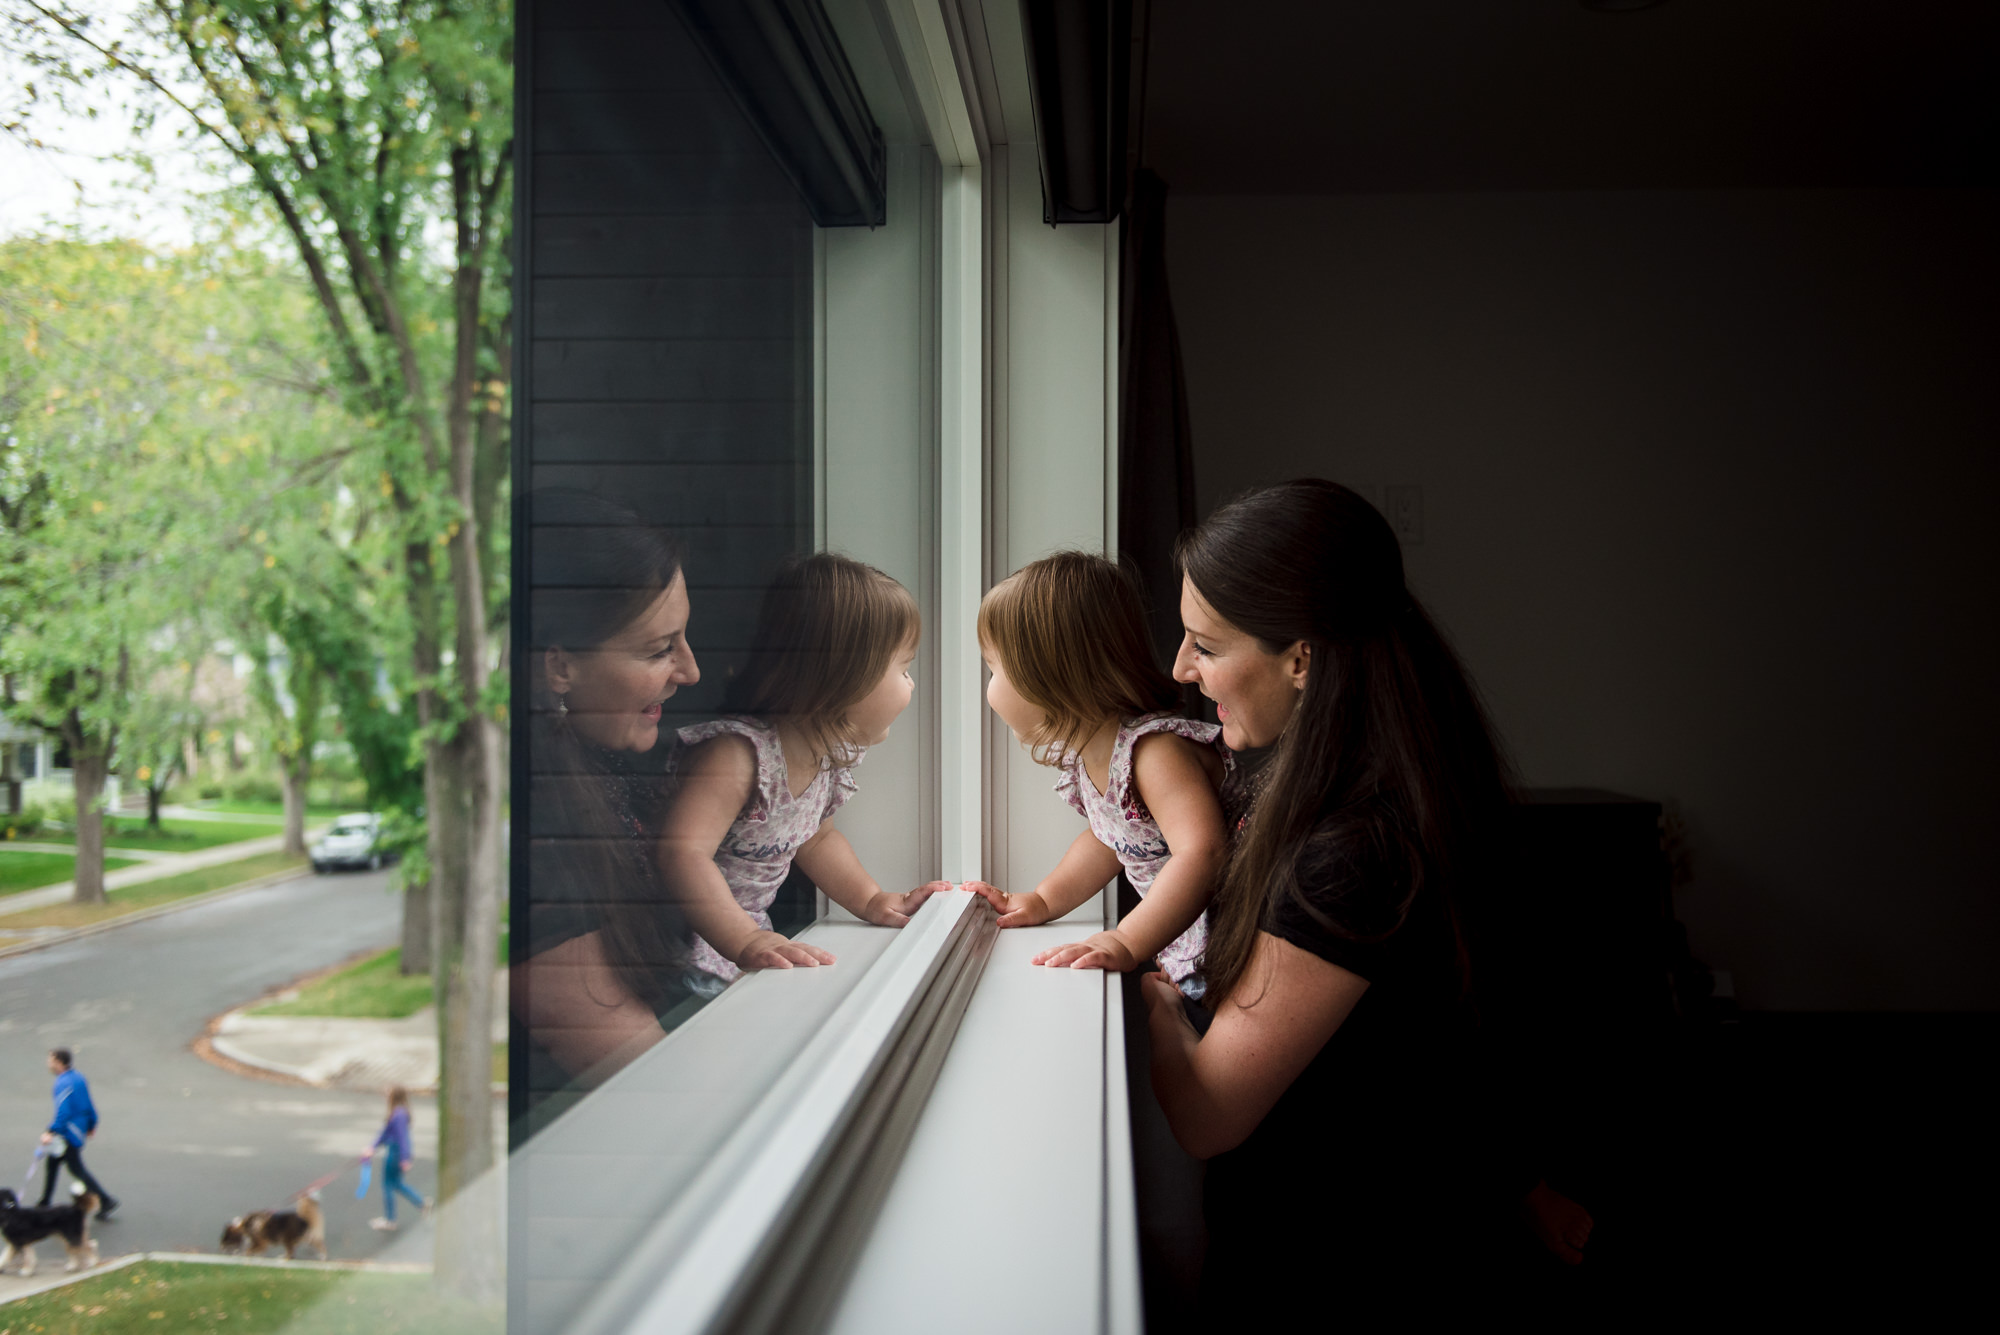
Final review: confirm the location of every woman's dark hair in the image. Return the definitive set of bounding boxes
[1176,479,1511,1005]
[527,490,691,1012]
[529,488,687,683]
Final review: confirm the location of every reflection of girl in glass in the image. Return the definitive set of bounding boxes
[968,551,1230,997]
[517,492,702,1083]
[659,553,946,990]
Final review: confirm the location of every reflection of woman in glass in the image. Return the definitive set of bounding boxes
[517,493,702,1084]
[659,553,946,990]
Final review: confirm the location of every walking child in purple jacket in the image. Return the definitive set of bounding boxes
[362,1085,426,1231]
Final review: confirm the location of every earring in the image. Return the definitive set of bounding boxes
[556,693,569,716]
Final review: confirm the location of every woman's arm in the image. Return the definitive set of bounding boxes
[966,827,1124,927]
[1141,932,1370,1159]
[792,824,945,926]
[514,930,668,1082]
[657,736,835,969]
[1033,732,1227,971]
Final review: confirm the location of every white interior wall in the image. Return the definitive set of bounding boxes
[822,143,941,906]
[987,141,1114,905]
[1166,188,2000,1011]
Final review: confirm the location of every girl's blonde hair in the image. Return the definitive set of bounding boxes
[977,550,1180,765]
[724,552,920,766]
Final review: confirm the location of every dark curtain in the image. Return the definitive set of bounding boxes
[1117,168,1197,679]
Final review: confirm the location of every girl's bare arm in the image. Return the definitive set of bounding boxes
[657,736,834,969]
[966,827,1124,927]
[792,824,944,926]
[1033,732,1226,970]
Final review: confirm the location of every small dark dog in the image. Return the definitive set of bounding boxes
[0,1186,101,1277]
[219,1191,326,1261]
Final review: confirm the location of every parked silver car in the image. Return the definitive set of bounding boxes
[310,812,393,873]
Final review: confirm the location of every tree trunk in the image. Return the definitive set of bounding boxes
[146,785,162,830]
[281,750,309,857]
[428,714,504,1303]
[70,740,110,905]
[400,873,432,974]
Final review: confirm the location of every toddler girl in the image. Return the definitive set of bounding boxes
[970,551,1230,997]
[660,553,946,992]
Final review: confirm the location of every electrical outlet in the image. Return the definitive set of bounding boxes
[1384,484,1424,545]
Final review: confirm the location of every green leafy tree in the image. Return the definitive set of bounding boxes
[123,661,204,829]
[4,3,513,1292]
[0,239,227,900]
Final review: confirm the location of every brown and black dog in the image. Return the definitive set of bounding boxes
[219,1190,327,1261]
[0,1186,101,1276]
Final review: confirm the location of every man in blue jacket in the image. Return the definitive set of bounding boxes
[37,1047,117,1219]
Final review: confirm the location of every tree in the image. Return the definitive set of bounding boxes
[0,238,224,899]
[123,662,203,830]
[3,2,513,1295]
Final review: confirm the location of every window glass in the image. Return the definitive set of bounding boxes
[510,1,940,1326]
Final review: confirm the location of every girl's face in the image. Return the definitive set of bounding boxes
[981,642,1044,742]
[546,573,700,753]
[846,636,919,746]
[1173,575,1309,751]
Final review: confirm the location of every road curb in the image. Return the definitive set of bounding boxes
[0,864,314,962]
[0,1250,433,1306]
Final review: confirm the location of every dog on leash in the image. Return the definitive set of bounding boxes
[0,1186,101,1276]
[219,1190,327,1261]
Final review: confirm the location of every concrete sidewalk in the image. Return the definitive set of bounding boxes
[208,971,510,1094]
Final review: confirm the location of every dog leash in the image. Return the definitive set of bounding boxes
[21,1141,58,1195]
[292,1163,350,1201]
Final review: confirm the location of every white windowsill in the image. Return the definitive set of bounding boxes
[515,886,1136,1335]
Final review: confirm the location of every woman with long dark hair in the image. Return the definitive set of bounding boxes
[1143,478,1537,1311]
[516,491,703,1089]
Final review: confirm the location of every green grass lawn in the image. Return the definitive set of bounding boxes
[254,929,510,1020]
[33,817,277,853]
[193,799,352,818]
[0,851,307,929]
[0,1259,500,1335]
[255,947,434,1019]
[0,850,139,896]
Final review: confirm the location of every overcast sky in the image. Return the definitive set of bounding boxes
[1,8,215,246]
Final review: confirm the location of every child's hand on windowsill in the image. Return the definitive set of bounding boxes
[732,929,836,970]
[1032,930,1142,973]
[962,881,1054,928]
[860,881,943,927]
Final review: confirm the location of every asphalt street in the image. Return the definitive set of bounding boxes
[0,866,437,1264]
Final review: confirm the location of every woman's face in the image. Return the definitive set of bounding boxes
[981,642,1043,743]
[546,573,700,753]
[846,636,919,746]
[1173,575,1310,751]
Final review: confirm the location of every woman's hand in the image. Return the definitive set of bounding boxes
[1522,1179,1594,1265]
[401,1158,414,1173]
[862,880,946,927]
[1033,930,1142,972]
[732,930,836,970]
[963,880,1054,927]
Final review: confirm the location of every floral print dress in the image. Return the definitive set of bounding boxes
[672,716,863,986]
[1055,712,1231,996]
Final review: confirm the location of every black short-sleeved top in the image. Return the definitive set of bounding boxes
[1199,812,1503,1308]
